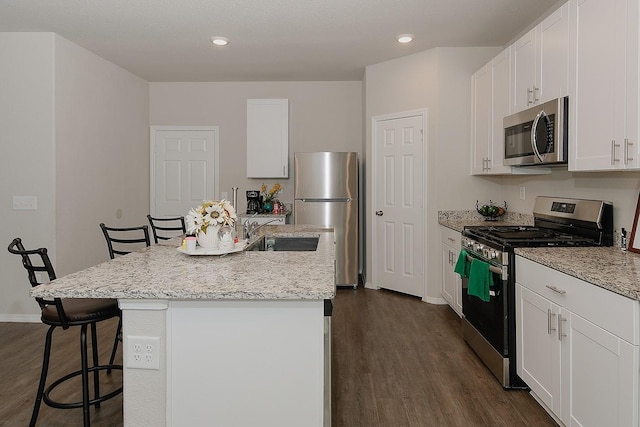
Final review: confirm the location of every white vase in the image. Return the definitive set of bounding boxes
[197,224,221,249]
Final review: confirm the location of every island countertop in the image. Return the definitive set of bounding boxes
[31,225,336,301]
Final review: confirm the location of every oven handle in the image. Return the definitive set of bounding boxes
[465,254,503,276]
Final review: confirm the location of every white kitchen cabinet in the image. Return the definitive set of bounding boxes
[517,284,562,417]
[512,3,570,113]
[569,0,640,171]
[440,226,462,316]
[471,48,513,175]
[247,99,289,178]
[516,256,639,426]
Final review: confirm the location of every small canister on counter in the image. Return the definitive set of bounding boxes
[273,200,281,214]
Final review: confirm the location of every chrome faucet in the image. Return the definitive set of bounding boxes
[245,218,281,240]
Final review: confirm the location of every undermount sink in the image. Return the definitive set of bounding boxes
[247,236,319,252]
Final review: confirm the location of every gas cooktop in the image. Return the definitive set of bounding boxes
[462,196,614,250]
[463,225,598,248]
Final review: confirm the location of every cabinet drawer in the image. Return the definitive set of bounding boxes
[441,226,461,247]
[516,256,639,344]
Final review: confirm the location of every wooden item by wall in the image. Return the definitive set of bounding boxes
[629,193,640,253]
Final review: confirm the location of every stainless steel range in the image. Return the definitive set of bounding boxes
[460,196,613,389]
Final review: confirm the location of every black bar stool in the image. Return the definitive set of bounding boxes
[99,223,151,259]
[146,215,186,243]
[8,238,123,427]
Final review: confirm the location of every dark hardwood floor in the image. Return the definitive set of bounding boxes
[331,287,556,427]
[0,288,556,426]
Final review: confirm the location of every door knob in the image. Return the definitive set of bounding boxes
[376,210,384,216]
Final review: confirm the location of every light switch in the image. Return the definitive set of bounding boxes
[13,196,37,210]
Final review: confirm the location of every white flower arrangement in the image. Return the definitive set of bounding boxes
[185,199,237,235]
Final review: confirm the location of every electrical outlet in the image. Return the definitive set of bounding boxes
[12,196,37,210]
[126,336,160,370]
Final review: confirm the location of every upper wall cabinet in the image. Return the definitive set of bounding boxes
[512,3,571,113]
[569,0,639,171]
[471,48,550,176]
[247,99,289,178]
[471,48,513,175]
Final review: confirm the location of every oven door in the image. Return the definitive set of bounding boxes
[461,254,508,356]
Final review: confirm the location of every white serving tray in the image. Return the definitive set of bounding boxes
[177,241,248,256]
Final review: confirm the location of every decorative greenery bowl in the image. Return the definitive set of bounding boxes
[476,200,507,221]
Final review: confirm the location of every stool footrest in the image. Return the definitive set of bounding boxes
[43,365,123,410]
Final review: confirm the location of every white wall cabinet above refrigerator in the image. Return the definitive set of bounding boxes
[247,98,289,178]
[569,0,639,171]
[512,2,571,113]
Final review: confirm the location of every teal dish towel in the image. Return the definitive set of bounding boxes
[468,258,492,302]
[454,249,471,278]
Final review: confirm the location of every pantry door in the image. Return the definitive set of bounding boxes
[150,126,219,217]
[372,111,426,298]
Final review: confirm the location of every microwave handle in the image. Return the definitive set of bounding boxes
[531,109,547,162]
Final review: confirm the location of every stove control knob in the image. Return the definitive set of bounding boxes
[483,248,497,259]
[474,243,483,251]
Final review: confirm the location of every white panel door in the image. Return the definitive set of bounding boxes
[150,127,219,217]
[373,113,424,297]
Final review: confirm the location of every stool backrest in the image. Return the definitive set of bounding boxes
[99,223,151,259]
[7,238,70,327]
[146,215,186,243]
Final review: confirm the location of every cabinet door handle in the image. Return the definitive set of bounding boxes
[611,140,620,165]
[448,237,456,243]
[625,138,634,165]
[545,284,566,294]
[558,314,567,341]
[527,87,534,105]
[283,165,286,176]
[547,309,557,335]
[533,86,539,103]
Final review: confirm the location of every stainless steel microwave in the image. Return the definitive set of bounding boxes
[503,97,568,166]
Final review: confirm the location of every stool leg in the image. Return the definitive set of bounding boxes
[91,322,101,409]
[80,324,91,427]
[107,316,122,373]
[30,325,56,427]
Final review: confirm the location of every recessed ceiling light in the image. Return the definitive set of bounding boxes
[211,37,229,46]
[396,34,414,44]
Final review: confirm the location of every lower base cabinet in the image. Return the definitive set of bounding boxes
[516,256,639,426]
[440,226,462,316]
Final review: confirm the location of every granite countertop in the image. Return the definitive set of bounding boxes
[438,210,534,232]
[31,224,335,301]
[438,209,640,301]
[515,247,640,301]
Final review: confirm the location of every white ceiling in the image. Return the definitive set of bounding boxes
[0,0,560,82]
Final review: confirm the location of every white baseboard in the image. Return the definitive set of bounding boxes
[423,296,448,305]
[0,314,40,323]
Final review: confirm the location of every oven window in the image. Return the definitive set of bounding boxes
[462,270,508,355]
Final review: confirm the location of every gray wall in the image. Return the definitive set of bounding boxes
[0,33,149,319]
[364,47,503,302]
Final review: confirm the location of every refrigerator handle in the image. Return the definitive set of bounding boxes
[298,198,353,202]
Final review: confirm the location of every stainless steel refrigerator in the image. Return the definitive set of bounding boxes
[294,152,358,288]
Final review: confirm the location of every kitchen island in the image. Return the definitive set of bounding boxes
[31,225,335,427]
